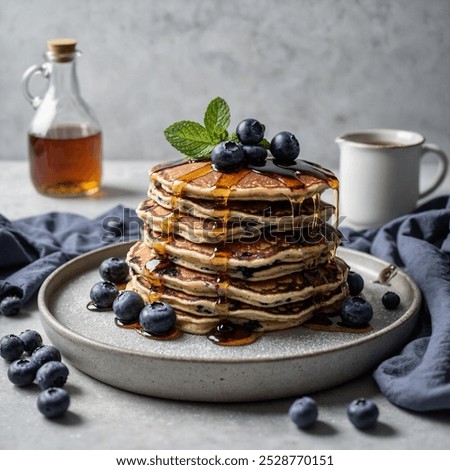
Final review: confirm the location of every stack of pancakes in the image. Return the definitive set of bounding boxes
[126,159,349,334]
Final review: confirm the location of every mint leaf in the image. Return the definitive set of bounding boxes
[229,131,239,142]
[204,97,230,137]
[259,138,270,149]
[164,121,216,159]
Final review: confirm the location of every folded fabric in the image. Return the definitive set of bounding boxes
[342,195,450,411]
[2,199,449,411]
[0,206,141,304]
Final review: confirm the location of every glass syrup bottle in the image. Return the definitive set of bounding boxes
[22,38,102,197]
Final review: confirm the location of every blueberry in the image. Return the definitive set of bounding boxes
[0,295,22,316]
[31,345,62,369]
[0,334,25,362]
[347,271,364,296]
[211,141,245,172]
[236,118,265,145]
[347,398,379,429]
[112,290,145,324]
[19,329,43,354]
[340,296,373,326]
[382,291,400,310]
[37,387,70,418]
[270,131,300,162]
[7,358,38,386]
[36,361,69,390]
[89,281,119,309]
[243,145,267,166]
[288,396,318,429]
[139,302,176,335]
[99,257,129,284]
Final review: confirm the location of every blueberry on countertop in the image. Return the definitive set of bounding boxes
[139,302,176,335]
[382,291,401,310]
[112,290,145,324]
[347,271,364,296]
[340,296,374,326]
[19,329,43,354]
[347,398,379,429]
[37,387,70,418]
[0,295,22,316]
[7,358,38,386]
[99,257,129,284]
[31,345,62,369]
[211,141,245,172]
[36,361,69,390]
[236,118,265,145]
[288,396,318,429]
[270,131,300,163]
[89,281,119,309]
[243,145,267,166]
[0,334,25,362]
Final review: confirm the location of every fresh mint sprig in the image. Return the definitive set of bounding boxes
[164,97,230,160]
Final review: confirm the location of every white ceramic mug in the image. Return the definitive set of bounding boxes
[336,129,448,228]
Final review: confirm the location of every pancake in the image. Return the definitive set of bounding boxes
[127,241,348,308]
[147,185,334,222]
[138,194,334,243]
[127,275,348,334]
[140,226,339,280]
[150,159,338,201]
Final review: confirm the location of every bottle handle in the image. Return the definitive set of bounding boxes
[22,63,50,109]
[419,143,449,198]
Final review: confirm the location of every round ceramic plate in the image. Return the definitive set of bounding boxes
[38,243,421,402]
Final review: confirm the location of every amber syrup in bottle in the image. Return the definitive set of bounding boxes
[23,38,102,197]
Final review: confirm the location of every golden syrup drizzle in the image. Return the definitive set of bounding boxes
[207,320,263,346]
[249,158,340,234]
[114,318,182,341]
[208,169,252,323]
[172,162,213,198]
[144,260,166,302]
[303,314,372,334]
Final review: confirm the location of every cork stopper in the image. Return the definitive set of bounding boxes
[47,38,77,62]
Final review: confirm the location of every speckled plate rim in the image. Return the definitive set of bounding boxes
[38,242,422,365]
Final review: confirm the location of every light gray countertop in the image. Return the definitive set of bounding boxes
[1,160,449,450]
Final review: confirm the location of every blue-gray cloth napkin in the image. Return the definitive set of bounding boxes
[0,205,141,304]
[342,195,450,411]
[2,199,449,411]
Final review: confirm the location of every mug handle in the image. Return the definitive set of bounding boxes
[419,143,449,198]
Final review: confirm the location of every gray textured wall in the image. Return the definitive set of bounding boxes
[1,0,449,168]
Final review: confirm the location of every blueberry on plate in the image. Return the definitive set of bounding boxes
[0,334,25,362]
[37,387,70,418]
[31,345,62,369]
[0,295,22,316]
[19,329,43,354]
[36,361,69,390]
[270,131,300,163]
[236,118,265,145]
[288,396,318,429]
[211,141,245,172]
[89,281,119,309]
[382,291,400,310]
[243,145,267,166]
[347,271,364,296]
[112,290,145,324]
[139,302,176,335]
[340,296,374,326]
[99,257,129,284]
[7,358,38,386]
[347,398,379,429]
